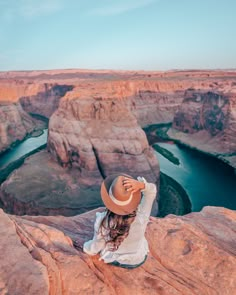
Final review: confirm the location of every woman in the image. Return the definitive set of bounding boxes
[83,173,157,269]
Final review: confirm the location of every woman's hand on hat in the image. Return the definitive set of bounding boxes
[123,177,145,193]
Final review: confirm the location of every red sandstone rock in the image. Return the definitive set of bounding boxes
[0,206,235,294]
[19,84,73,119]
[0,150,103,216]
[1,149,192,217]
[47,74,236,206]
[47,83,160,202]
[0,80,41,103]
[1,69,235,155]
[0,102,36,153]
[169,89,236,168]
[0,80,73,152]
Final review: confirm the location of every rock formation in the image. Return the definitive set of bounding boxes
[19,84,74,119]
[46,81,161,214]
[1,206,235,294]
[48,82,160,182]
[48,75,231,185]
[1,69,235,156]
[0,149,193,217]
[0,150,103,216]
[168,89,236,168]
[0,80,73,153]
[0,102,36,153]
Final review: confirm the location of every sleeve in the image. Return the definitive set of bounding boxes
[83,212,106,256]
[136,177,157,223]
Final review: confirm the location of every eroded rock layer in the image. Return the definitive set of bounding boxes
[0,80,73,152]
[46,84,160,215]
[0,150,103,216]
[1,206,235,295]
[169,89,236,161]
[0,102,36,153]
[19,84,73,119]
[1,69,236,156]
[48,82,161,187]
[48,75,233,184]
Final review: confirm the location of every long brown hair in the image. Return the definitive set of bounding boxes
[99,209,137,251]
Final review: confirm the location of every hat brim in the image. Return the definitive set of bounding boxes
[101,173,141,215]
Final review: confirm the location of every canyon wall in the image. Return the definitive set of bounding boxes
[47,83,160,214]
[47,76,236,183]
[0,80,41,103]
[0,81,43,152]
[19,84,73,119]
[0,150,104,216]
[1,206,235,294]
[0,80,73,152]
[0,102,36,153]
[169,88,236,168]
[1,70,235,155]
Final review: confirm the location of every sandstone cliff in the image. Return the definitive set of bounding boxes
[0,80,41,103]
[47,82,161,187]
[46,84,160,215]
[1,206,235,295]
[0,150,103,216]
[0,80,73,153]
[1,69,235,155]
[0,149,191,218]
[0,79,73,119]
[48,75,229,185]
[168,89,236,168]
[0,102,36,153]
[19,84,73,119]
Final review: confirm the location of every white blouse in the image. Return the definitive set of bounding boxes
[83,180,157,265]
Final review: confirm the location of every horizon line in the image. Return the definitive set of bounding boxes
[1,67,236,74]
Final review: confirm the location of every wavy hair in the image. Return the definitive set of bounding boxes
[99,209,137,251]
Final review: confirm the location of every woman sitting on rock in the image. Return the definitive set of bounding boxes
[83,173,157,269]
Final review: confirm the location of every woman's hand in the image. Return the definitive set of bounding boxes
[123,177,145,194]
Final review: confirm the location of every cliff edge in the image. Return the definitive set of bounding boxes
[1,206,235,295]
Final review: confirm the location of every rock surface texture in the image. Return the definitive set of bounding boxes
[0,80,73,152]
[169,88,236,168]
[0,206,235,295]
[47,82,161,185]
[47,81,162,214]
[0,150,103,216]
[19,83,73,119]
[0,102,36,153]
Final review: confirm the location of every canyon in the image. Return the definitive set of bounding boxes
[1,69,236,154]
[0,69,236,294]
[0,69,236,216]
[0,80,73,154]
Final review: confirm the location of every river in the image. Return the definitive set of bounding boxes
[0,129,235,213]
[0,129,48,169]
[155,143,236,212]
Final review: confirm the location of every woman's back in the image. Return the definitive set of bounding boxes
[83,181,157,266]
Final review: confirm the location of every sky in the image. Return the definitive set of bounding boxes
[0,0,236,71]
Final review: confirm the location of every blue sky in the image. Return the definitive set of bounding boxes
[0,0,236,71]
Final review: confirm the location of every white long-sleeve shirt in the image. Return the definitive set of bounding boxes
[83,181,157,265]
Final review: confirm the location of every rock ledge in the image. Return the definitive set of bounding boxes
[0,206,235,295]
